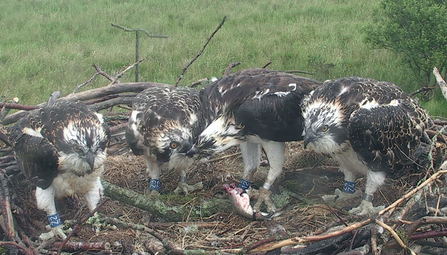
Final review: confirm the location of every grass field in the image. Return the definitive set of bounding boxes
[1,0,446,116]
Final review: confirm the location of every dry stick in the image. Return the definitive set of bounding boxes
[223,62,241,76]
[379,169,447,217]
[433,67,447,101]
[375,219,416,255]
[53,241,111,252]
[174,16,227,87]
[73,72,100,93]
[410,229,447,240]
[107,58,146,86]
[318,194,348,227]
[407,216,447,238]
[56,198,110,255]
[0,172,15,239]
[93,63,114,82]
[0,241,35,255]
[248,218,372,253]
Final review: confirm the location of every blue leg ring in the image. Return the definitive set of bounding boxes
[238,179,251,190]
[150,179,161,191]
[47,213,63,228]
[343,180,356,194]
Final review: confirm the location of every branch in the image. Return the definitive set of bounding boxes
[379,169,447,216]
[101,179,230,222]
[248,218,372,253]
[174,16,227,87]
[106,58,146,86]
[433,67,447,102]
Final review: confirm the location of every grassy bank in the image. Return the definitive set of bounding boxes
[0,0,445,116]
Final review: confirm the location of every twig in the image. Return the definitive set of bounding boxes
[410,229,447,240]
[248,218,372,253]
[73,72,100,93]
[407,216,447,238]
[0,172,15,239]
[379,169,447,216]
[174,16,227,87]
[262,61,272,68]
[318,194,348,227]
[375,219,416,255]
[223,62,241,76]
[53,241,110,252]
[57,198,110,255]
[0,241,35,255]
[107,58,146,86]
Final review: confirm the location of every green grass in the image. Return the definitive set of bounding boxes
[1,0,446,116]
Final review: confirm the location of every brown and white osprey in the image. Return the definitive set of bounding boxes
[10,100,110,239]
[188,68,321,214]
[125,85,207,196]
[302,77,433,215]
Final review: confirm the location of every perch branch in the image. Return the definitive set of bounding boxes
[174,16,227,87]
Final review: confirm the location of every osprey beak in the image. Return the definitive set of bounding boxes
[86,150,95,173]
[186,145,198,158]
[303,132,315,149]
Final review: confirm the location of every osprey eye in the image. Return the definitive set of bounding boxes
[170,142,179,149]
[322,125,328,132]
[73,145,82,152]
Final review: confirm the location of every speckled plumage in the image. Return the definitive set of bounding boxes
[125,85,208,195]
[302,77,433,215]
[10,100,110,239]
[193,68,322,213]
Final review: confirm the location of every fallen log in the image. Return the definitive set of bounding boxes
[101,179,231,222]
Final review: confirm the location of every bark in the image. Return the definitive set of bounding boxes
[101,179,231,222]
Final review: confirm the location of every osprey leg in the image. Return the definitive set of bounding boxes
[349,171,386,215]
[238,142,261,190]
[252,141,285,213]
[35,186,67,240]
[145,155,162,196]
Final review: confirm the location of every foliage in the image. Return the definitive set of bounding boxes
[365,0,447,86]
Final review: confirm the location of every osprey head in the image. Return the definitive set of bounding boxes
[302,98,349,154]
[188,114,244,156]
[57,116,109,176]
[148,120,195,164]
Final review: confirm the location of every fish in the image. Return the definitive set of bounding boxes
[223,183,276,220]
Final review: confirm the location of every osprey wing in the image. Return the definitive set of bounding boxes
[348,96,432,174]
[10,116,59,189]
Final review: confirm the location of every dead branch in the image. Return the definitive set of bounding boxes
[1,82,169,125]
[248,219,372,253]
[379,169,447,217]
[101,179,230,222]
[53,241,110,252]
[106,58,146,86]
[223,62,241,76]
[434,67,447,101]
[174,16,227,87]
[375,219,416,255]
[0,172,15,239]
[407,216,447,238]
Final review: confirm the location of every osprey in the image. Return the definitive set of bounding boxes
[188,68,321,213]
[125,85,206,196]
[302,77,433,215]
[10,100,110,239]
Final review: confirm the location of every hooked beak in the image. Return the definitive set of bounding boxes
[86,150,95,173]
[185,145,199,158]
[303,132,316,149]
